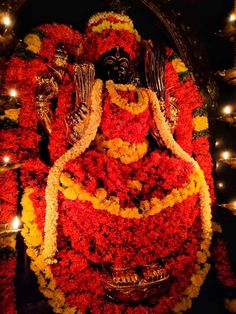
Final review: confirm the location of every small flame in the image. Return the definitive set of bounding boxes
[12,216,21,231]
[9,89,17,98]
[221,151,230,160]
[2,15,11,27]
[3,155,10,164]
[229,12,236,22]
[222,105,232,115]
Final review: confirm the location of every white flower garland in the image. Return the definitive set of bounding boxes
[148,89,213,312]
[43,79,103,263]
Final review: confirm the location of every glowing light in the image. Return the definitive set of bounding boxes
[231,201,236,209]
[222,105,232,115]
[3,155,10,164]
[215,140,220,147]
[9,89,17,98]
[221,151,231,160]
[12,216,21,231]
[218,182,224,189]
[2,15,11,27]
[216,162,220,169]
[229,12,236,22]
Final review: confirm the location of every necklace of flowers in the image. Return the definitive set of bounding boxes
[105,80,149,114]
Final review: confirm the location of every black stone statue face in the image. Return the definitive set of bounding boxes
[97,46,131,84]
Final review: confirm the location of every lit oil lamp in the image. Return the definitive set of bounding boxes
[0,216,22,236]
[218,201,236,216]
[0,155,21,173]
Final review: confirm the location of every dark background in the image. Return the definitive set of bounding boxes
[9,0,236,313]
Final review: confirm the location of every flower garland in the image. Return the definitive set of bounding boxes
[21,188,78,314]
[95,134,149,164]
[22,185,207,314]
[88,11,141,42]
[43,79,103,263]
[59,167,203,218]
[148,88,213,311]
[84,12,141,63]
[106,80,149,114]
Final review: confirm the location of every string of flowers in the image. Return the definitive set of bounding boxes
[149,88,213,311]
[95,134,149,164]
[43,79,103,263]
[106,80,148,114]
[21,187,79,314]
[59,167,203,218]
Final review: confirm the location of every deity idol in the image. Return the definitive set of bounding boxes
[2,12,214,314]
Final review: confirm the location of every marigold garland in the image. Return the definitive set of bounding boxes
[21,188,79,314]
[106,80,149,114]
[95,134,149,164]
[59,167,203,218]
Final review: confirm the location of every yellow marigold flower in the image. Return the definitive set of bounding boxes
[172,58,188,73]
[26,247,39,260]
[193,116,209,132]
[95,188,107,200]
[42,288,54,299]
[127,180,142,191]
[24,33,41,54]
[4,108,20,121]
[224,298,236,313]
[196,251,208,264]
[38,273,47,288]
[63,187,78,200]
[173,297,192,313]
[191,274,203,287]
[92,21,141,41]
[46,278,56,290]
[60,173,74,188]
[63,307,77,314]
[184,286,200,298]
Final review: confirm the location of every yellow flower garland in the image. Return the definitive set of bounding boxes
[106,80,149,114]
[21,188,79,314]
[59,167,203,219]
[88,11,141,42]
[92,21,141,42]
[95,134,149,164]
[43,79,103,263]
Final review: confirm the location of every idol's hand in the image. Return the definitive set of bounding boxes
[65,103,90,144]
